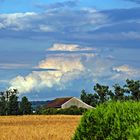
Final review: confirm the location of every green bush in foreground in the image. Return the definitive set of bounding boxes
[128,125,140,140]
[73,101,140,140]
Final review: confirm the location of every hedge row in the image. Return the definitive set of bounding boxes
[36,106,87,115]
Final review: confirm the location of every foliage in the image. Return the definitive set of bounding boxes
[20,96,32,115]
[112,84,126,100]
[128,125,140,140]
[81,90,98,107]
[0,89,32,115]
[35,105,87,115]
[58,106,87,115]
[7,94,19,115]
[94,83,112,103]
[0,95,6,115]
[73,101,140,140]
[80,79,140,107]
[125,79,140,101]
[0,89,19,115]
[39,107,58,115]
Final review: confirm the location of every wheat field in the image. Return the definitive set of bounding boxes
[0,115,81,140]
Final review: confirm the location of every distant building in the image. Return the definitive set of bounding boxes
[45,97,93,109]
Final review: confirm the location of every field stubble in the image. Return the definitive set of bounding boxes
[0,115,81,140]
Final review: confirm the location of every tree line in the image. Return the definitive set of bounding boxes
[0,79,139,115]
[80,79,140,107]
[0,89,31,115]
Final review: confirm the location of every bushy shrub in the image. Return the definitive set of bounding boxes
[35,106,87,115]
[58,106,87,115]
[35,107,58,115]
[73,101,140,140]
[127,125,140,140]
[44,108,58,115]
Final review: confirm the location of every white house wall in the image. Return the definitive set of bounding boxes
[61,97,93,109]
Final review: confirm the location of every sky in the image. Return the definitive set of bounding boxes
[0,0,140,100]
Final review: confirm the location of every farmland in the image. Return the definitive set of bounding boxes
[0,115,81,140]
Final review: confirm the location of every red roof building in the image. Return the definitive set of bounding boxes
[46,97,72,108]
[45,97,93,109]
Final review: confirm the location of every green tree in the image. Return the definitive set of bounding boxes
[0,94,6,115]
[113,84,126,101]
[88,94,99,107]
[94,83,111,103]
[7,94,19,115]
[0,89,19,115]
[81,90,93,105]
[125,79,140,101]
[20,96,32,115]
[80,90,98,107]
[80,90,87,102]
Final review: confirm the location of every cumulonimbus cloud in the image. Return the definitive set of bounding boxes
[10,44,89,93]
[10,57,84,93]
[9,44,140,94]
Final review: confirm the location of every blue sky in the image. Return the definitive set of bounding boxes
[0,0,139,13]
[0,0,140,100]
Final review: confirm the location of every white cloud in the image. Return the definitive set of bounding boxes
[10,50,85,93]
[112,65,140,80]
[113,65,133,73]
[82,8,108,25]
[0,8,107,39]
[0,12,37,31]
[39,24,54,32]
[0,23,5,29]
[9,44,140,94]
[0,12,55,32]
[47,43,95,51]
[10,74,38,93]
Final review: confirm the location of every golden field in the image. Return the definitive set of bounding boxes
[0,115,81,140]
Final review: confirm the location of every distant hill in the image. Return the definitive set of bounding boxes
[31,101,51,109]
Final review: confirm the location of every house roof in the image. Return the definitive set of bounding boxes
[45,97,73,108]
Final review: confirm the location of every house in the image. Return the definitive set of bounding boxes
[46,97,93,109]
